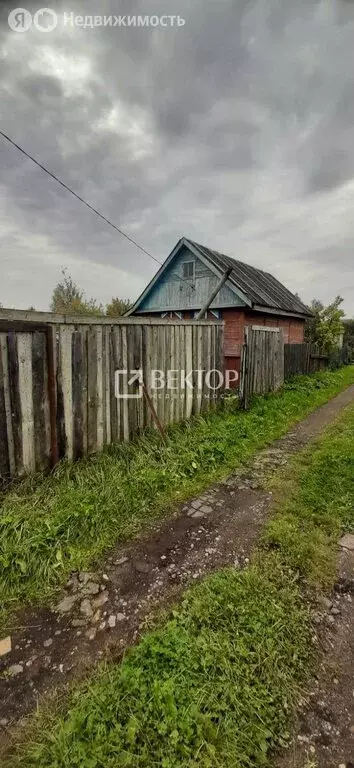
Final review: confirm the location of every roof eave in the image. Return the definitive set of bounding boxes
[252,304,313,320]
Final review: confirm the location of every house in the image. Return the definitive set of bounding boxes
[128,237,312,374]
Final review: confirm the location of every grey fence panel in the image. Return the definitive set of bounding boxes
[240,326,284,409]
[284,343,331,378]
[0,314,224,480]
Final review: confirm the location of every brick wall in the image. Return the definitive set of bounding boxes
[142,308,305,346]
[223,308,245,357]
[221,309,305,385]
[222,309,305,347]
[289,319,305,343]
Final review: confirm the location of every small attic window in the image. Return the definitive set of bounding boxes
[182,261,195,280]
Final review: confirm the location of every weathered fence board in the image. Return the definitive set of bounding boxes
[0,340,9,478]
[7,332,24,473]
[240,326,284,409]
[284,343,330,379]
[0,334,15,476]
[0,315,223,480]
[103,327,111,446]
[58,325,74,460]
[32,331,51,470]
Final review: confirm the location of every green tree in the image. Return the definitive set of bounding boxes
[343,319,354,350]
[106,297,132,317]
[50,270,103,316]
[305,296,345,351]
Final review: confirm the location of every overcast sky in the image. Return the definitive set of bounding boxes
[1,0,354,315]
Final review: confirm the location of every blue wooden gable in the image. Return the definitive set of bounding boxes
[135,243,247,314]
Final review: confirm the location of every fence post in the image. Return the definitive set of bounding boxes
[46,325,59,468]
[239,326,250,410]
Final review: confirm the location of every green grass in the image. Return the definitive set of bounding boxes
[1,366,354,630]
[7,399,354,768]
[5,386,354,768]
[8,556,312,768]
[264,399,354,587]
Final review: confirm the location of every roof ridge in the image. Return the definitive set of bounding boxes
[188,238,277,277]
[185,237,311,316]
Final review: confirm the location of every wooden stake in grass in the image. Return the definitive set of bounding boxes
[141,382,168,445]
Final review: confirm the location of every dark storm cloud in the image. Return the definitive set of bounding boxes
[0,0,354,313]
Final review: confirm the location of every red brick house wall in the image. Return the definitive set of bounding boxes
[222,307,306,383]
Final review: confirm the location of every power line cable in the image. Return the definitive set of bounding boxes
[0,129,195,291]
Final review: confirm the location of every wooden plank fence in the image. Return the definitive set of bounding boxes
[284,342,352,379]
[240,326,284,409]
[284,342,329,378]
[0,313,223,480]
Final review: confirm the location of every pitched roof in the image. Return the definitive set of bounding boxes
[128,236,312,318]
[187,239,312,317]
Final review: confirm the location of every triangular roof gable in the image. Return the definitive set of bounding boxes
[188,239,312,317]
[126,237,251,315]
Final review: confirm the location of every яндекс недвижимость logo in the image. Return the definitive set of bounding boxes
[8,7,58,32]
